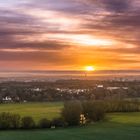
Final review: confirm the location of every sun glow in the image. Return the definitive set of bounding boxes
[85,66,95,71]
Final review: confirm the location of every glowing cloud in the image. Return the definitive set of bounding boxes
[46,34,115,47]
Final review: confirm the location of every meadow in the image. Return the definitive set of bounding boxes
[0,102,139,140]
[0,102,63,121]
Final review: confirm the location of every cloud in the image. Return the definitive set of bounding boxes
[0,0,140,70]
[98,0,132,13]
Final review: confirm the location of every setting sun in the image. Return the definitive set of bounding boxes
[85,66,95,71]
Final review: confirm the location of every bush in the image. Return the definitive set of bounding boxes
[51,117,65,127]
[21,116,35,129]
[39,118,51,128]
[62,101,82,126]
[0,112,20,129]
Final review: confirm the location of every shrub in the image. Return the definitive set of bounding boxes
[21,116,35,129]
[39,118,51,128]
[0,112,21,129]
[62,101,82,126]
[51,117,65,127]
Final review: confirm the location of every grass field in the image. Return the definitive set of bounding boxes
[0,112,139,140]
[0,102,63,121]
[0,103,140,140]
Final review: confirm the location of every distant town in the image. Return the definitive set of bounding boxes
[0,80,139,103]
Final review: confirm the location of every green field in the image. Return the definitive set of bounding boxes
[0,102,63,121]
[0,103,140,140]
[0,112,139,140]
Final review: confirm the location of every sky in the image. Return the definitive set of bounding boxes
[0,0,140,71]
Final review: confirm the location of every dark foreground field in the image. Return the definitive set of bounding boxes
[0,112,139,140]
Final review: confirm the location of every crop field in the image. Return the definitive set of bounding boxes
[0,102,140,140]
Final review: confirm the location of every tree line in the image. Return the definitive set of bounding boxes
[0,100,139,130]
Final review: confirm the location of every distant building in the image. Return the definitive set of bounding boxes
[2,96,12,103]
[23,100,27,103]
[32,88,42,92]
[97,85,104,88]
[107,87,128,90]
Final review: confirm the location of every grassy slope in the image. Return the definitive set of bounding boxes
[0,112,139,140]
[0,102,63,121]
[0,102,139,140]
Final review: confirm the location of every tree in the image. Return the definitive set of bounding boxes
[82,101,105,122]
[62,101,82,126]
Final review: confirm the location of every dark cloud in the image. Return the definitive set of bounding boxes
[24,0,87,13]
[98,0,132,13]
[29,0,132,14]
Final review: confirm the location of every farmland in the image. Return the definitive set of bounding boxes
[0,102,140,140]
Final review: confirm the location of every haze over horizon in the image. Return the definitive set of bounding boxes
[0,0,140,71]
